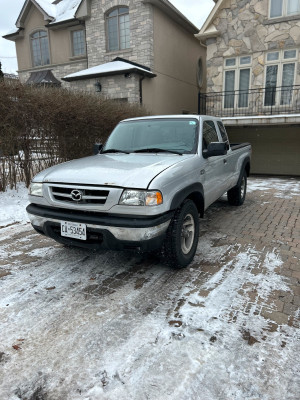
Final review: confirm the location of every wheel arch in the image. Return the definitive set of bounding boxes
[170,183,204,217]
[242,156,251,177]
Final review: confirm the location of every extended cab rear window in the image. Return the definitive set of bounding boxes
[217,121,229,142]
[217,121,230,150]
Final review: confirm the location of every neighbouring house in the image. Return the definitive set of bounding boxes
[3,0,206,115]
[0,61,19,83]
[196,0,300,176]
[3,73,20,83]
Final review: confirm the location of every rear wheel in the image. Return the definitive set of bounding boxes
[227,170,247,206]
[162,199,199,268]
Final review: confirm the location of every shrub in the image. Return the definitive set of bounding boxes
[0,82,147,191]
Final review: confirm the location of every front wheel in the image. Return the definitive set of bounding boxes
[162,199,199,269]
[227,170,247,206]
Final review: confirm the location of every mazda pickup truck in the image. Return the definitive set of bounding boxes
[27,115,251,268]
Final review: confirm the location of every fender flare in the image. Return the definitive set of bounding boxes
[241,156,251,178]
[170,183,204,216]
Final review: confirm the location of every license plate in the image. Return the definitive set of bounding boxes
[61,221,87,240]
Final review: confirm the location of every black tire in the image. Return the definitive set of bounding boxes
[162,199,199,269]
[227,170,247,206]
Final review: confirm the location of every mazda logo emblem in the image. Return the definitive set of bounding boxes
[71,189,83,202]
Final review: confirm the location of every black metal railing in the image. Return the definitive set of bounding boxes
[199,85,300,117]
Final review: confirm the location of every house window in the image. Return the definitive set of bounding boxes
[31,31,50,67]
[72,30,86,56]
[264,49,297,106]
[223,56,252,109]
[269,0,300,18]
[106,7,130,52]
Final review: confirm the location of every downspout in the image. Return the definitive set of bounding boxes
[139,75,145,104]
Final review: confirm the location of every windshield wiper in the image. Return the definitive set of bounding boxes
[133,148,182,155]
[101,149,130,154]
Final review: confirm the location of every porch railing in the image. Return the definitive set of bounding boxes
[198,85,300,117]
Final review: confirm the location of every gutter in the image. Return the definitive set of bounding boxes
[45,18,83,29]
[195,30,221,40]
[2,28,24,41]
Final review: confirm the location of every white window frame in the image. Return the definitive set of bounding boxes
[223,56,252,109]
[264,49,298,107]
[269,0,300,19]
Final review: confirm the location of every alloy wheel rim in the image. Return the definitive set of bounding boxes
[240,177,246,199]
[181,213,195,255]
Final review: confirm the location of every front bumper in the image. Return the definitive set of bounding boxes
[26,204,173,251]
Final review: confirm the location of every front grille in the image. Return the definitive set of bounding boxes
[50,186,109,205]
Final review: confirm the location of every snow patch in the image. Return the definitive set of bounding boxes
[0,183,29,227]
[247,178,300,199]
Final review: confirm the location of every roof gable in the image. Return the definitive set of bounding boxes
[16,0,55,28]
[196,0,227,39]
[16,0,82,28]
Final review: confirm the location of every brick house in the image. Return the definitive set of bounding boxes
[4,0,205,115]
[196,0,300,176]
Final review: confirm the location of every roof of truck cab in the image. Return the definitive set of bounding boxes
[121,115,222,122]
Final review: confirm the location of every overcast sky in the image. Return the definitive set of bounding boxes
[0,0,214,74]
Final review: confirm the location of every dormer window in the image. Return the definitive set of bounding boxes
[31,30,50,67]
[106,7,130,52]
[269,0,300,18]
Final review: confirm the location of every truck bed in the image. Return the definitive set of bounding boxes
[230,143,251,151]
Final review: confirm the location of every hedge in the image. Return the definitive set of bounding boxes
[0,82,147,191]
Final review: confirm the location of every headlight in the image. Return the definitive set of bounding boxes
[119,190,163,206]
[29,182,43,197]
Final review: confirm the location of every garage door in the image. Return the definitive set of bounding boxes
[226,125,300,176]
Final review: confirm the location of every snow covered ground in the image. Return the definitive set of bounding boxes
[0,183,29,228]
[0,178,299,400]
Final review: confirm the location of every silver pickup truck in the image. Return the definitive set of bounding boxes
[27,115,251,268]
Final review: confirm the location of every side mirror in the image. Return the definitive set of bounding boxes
[203,142,227,159]
[93,143,103,155]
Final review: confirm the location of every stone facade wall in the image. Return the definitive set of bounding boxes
[70,0,154,105]
[18,59,88,88]
[86,0,154,69]
[69,73,141,102]
[205,0,300,92]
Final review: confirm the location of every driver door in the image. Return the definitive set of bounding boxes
[201,120,227,208]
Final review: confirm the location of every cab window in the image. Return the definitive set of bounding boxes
[202,121,219,150]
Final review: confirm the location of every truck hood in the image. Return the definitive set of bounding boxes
[34,153,194,189]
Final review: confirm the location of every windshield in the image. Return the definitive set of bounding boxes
[102,118,199,154]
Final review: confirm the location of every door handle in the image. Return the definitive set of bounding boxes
[200,169,205,175]
[223,160,227,164]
